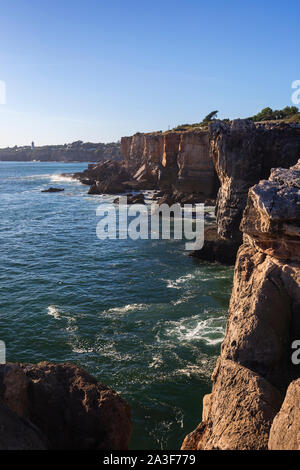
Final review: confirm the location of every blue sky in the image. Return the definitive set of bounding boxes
[0,0,299,146]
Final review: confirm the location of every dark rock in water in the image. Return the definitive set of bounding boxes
[88,183,102,195]
[41,187,64,193]
[114,193,145,204]
[80,178,95,186]
[0,362,132,450]
[154,189,214,207]
[190,224,240,265]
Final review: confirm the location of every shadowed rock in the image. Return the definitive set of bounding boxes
[0,362,132,450]
[209,119,300,242]
[269,378,300,450]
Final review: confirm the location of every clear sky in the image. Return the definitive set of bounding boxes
[0,0,299,146]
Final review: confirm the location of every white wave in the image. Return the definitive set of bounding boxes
[165,273,194,289]
[164,313,226,346]
[103,303,149,315]
[47,306,77,332]
[70,345,94,354]
[47,305,61,319]
[49,174,78,183]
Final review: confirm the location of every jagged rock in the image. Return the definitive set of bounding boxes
[241,160,300,261]
[120,130,219,199]
[209,119,300,241]
[114,193,145,204]
[181,360,282,450]
[88,183,102,195]
[219,241,293,390]
[0,362,132,450]
[182,159,300,450]
[269,378,300,450]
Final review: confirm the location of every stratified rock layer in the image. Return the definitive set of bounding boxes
[182,159,300,450]
[120,130,219,200]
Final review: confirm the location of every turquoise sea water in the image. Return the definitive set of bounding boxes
[0,162,233,449]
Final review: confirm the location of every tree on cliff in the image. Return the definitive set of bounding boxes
[252,106,299,122]
[201,110,218,124]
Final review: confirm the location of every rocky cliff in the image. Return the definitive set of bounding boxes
[120,130,219,200]
[210,120,300,242]
[0,361,132,450]
[182,160,300,450]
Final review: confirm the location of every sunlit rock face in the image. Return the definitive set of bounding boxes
[182,160,300,450]
[121,130,219,199]
[177,131,217,195]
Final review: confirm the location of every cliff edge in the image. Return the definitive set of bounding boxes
[182,159,300,450]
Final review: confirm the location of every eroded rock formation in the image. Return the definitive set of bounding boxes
[0,362,132,450]
[210,119,300,241]
[120,130,219,200]
[182,160,300,450]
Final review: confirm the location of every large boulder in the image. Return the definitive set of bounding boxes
[0,362,132,450]
[182,360,282,450]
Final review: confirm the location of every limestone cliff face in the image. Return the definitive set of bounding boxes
[182,160,300,450]
[177,131,217,194]
[209,120,300,241]
[120,130,218,198]
[121,133,147,170]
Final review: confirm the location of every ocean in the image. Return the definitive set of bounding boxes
[0,161,233,449]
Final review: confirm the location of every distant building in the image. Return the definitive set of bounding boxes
[31,141,35,149]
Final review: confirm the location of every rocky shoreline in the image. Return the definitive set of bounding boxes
[182,160,300,450]
[4,120,300,450]
[68,119,300,266]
